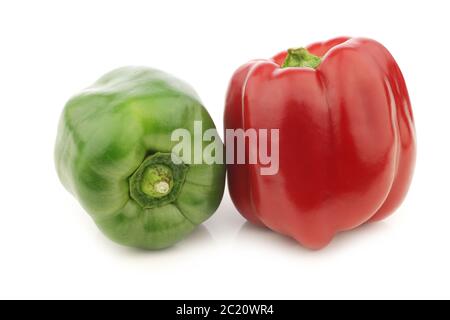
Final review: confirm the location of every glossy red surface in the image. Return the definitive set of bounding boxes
[224,37,416,249]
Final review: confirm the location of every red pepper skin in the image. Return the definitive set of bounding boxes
[225,37,416,249]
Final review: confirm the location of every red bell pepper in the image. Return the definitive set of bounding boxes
[224,37,416,249]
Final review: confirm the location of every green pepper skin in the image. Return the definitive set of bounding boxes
[55,67,225,249]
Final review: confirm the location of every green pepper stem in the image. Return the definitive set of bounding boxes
[281,47,322,69]
[129,153,188,209]
[141,164,173,197]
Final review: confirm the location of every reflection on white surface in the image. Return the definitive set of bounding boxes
[108,225,215,257]
[234,219,391,255]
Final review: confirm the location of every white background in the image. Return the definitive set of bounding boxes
[0,0,449,300]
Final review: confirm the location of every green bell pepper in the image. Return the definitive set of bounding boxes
[55,67,225,249]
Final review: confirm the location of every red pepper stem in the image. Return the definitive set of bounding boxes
[281,47,322,69]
